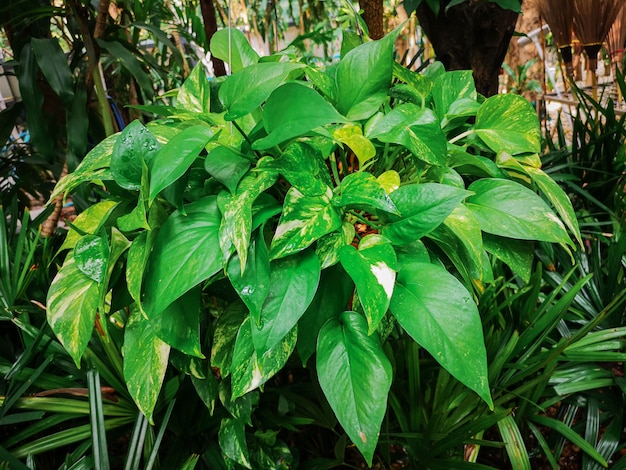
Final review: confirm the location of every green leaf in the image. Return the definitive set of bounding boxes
[392,62,434,104]
[210,28,260,73]
[257,142,332,197]
[483,234,533,283]
[219,62,305,120]
[152,288,203,358]
[367,104,447,166]
[60,200,119,251]
[211,302,248,378]
[316,311,392,466]
[96,39,154,100]
[315,222,356,269]
[525,166,582,247]
[73,234,109,284]
[251,250,320,355]
[47,254,100,367]
[253,82,348,150]
[111,120,160,190]
[132,21,184,70]
[466,179,571,245]
[231,317,297,398]
[124,306,171,424]
[31,38,74,106]
[204,146,251,194]
[431,70,476,121]
[338,172,399,215]
[382,183,471,245]
[219,418,252,469]
[126,231,149,305]
[427,205,485,284]
[336,29,399,120]
[220,168,278,271]
[176,63,211,113]
[339,235,396,334]
[149,125,214,202]
[297,264,354,365]
[227,230,271,326]
[270,187,343,260]
[475,94,541,155]
[143,197,223,318]
[49,134,119,200]
[390,262,492,407]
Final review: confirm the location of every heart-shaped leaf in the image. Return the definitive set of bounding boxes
[338,172,399,215]
[390,261,492,408]
[111,120,161,190]
[204,146,251,193]
[316,311,392,466]
[210,28,260,73]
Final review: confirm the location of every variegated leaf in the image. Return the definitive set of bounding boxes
[338,172,399,215]
[231,317,297,398]
[270,187,342,260]
[339,235,397,334]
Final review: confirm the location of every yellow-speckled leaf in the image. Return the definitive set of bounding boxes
[124,306,171,424]
[231,317,297,398]
[60,200,119,251]
[334,125,376,168]
[47,254,100,367]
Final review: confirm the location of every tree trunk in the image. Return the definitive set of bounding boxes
[361,0,384,40]
[200,0,227,76]
[417,1,521,97]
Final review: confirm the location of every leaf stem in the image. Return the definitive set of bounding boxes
[448,129,475,145]
[347,211,382,230]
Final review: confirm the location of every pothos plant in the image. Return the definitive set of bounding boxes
[46,26,580,466]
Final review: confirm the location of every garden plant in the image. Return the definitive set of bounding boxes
[29,23,591,468]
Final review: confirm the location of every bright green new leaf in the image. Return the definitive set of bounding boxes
[210,28,260,73]
[143,197,223,318]
[382,183,471,245]
[297,264,354,365]
[31,38,74,106]
[204,146,251,194]
[177,62,211,114]
[334,125,376,167]
[253,82,348,150]
[525,166,582,247]
[367,104,447,166]
[60,200,119,251]
[336,28,399,120]
[219,418,252,469]
[251,250,320,355]
[211,302,248,378]
[111,120,160,190]
[219,62,305,120]
[466,178,572,246]
[338,172,399,215]
[390,261,492,407]
[149,124,214,202]
[339,235,397,334]
[475,94,541,155]
[152,288,203,358]
[377,170,400,193]
[316,311,392,466]
[47,254,100,367]
[431,70,476,121]
[231,317,297,398]
[270,187,342,260]
[124,306,171,424]
[73,234,109,284]
[227,230,271,326]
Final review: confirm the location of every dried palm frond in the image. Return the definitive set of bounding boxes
[608,4,626,69]
[573,0,622,72]
[538,0,575,76]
